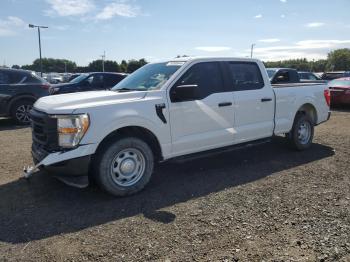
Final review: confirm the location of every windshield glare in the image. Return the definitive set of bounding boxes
[70,73,88,83]
[112,62,182,91]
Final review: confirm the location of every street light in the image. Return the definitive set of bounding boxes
[250,43,256,58]
[29,24,48,77]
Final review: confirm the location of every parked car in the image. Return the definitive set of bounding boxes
[298,71,321,81]
[267,68,324,84]
[27,57,330,196]
[67,73,81,82]
[0,68,50,124]
[46,73,64,84]
[321,71,350,81]
[49,72,127,95]
[328,77,350,106]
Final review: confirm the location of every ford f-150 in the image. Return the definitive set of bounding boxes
[26,57,331,196]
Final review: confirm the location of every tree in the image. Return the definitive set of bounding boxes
[120,60,128,73]
[327,48,350,71]
[126,59,148,73]
[312,59,328,72]
[21,58,77,73]
[87,60,120,72]
[11,65,20,69]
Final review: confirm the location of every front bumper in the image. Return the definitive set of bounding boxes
[31,143,97,187]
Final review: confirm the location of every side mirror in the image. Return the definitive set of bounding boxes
[171,84,199,102]
[273,75,286,83]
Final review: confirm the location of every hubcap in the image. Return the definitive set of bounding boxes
[110,148,145,187]
[15,104,32,124]
[298,120,311,145]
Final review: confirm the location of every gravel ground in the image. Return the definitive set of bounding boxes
[0,109,349,262]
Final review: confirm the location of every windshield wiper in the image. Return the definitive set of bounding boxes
[115,88,148,92]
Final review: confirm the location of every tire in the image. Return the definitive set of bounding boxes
[94,137,154,196]
[10,99,34,125]
[286,113,314,151]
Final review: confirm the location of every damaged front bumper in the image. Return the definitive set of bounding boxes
[24,143,96,188]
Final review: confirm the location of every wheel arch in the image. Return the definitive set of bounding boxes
[295,103,318,125]
[7,94,36,114]
[94,126,163,162]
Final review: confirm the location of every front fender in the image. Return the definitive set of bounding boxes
[80,114,172,159]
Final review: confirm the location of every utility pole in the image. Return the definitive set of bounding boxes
[29,24,48,77]
[100,51,106,72]
[250,43,256,58]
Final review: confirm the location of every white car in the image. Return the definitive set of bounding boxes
[27,57,331,196]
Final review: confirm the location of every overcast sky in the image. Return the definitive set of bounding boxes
[1,0,350,66]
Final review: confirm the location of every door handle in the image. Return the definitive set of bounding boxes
[261,98,272,102]
[218,102,232,107]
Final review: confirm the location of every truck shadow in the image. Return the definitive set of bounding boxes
[0,138,334,244]
[0,118,29,131]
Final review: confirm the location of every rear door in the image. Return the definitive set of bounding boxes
[224,62,275,143]
[168,61,235,156]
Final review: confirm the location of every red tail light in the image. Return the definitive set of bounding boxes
[324,89,331,107]
[40,84,50,90]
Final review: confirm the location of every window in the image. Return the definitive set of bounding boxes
[87,74,103,88]
[0,71,10,84]
[9,72,26,84]
[104,74,124,88]
[300,73,317,81]
[174,62,225,99]
[23,74,43,84]
[228,62,264,90]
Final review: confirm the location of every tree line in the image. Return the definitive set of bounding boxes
[263,49,350,72]
[11,48,350,73]
[15,58,148,74]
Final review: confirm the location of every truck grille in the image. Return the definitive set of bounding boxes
[29,109,59,152]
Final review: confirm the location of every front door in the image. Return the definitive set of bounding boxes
[168,62,235,156]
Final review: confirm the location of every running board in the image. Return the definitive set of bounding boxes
[170,138,271,163]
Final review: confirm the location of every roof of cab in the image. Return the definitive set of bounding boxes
[165,56,262,64]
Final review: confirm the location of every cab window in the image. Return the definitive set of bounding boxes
[174,62,225,100]
[227,62,264,90]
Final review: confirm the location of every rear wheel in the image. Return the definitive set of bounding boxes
[94,137,154,196]
[10,100,33,125]
[286,113,314,150]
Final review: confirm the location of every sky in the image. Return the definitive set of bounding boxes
[0,0,350,66]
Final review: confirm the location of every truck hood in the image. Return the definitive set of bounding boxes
[34,91,147,114]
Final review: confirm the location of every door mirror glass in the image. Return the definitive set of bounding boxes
[171,84,199,102]
[273,71,291,84]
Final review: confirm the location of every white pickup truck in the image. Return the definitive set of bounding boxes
[27,57,331,196]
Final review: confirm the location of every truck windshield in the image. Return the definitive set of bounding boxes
[112,62,182,91]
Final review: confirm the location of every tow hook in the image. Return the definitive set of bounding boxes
[23,163,41,179]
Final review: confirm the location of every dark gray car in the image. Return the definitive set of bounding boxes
[0,68,50,124]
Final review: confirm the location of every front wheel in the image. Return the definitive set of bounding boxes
[286,113,314,150]
[94,137,154,196]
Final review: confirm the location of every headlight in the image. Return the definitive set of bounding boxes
[54,114,89,148]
